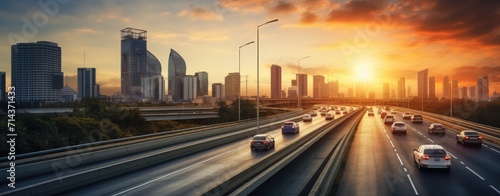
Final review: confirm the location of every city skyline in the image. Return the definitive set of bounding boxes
[0,1,499,98]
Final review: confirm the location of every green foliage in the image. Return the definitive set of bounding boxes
[217,99,257,122]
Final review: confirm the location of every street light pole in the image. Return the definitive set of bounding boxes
[257,18,278,134]
[239,41,255,121]
[297,56,310,109]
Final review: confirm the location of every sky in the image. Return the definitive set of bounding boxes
[1,0,499,98]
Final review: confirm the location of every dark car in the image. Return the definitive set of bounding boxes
[411,115,423,123]
[282,121,300,134]
[250,134,275,151]
[456,130,482,146]
[428,123,445,135]
[380,112,387,119]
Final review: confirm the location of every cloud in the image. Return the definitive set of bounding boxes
[270,1,297,14]
[300,11,318,24]
[74,28,102,34]
[325,0,387,24]
[177,4,223,21]
[217,0,270,13]
[452,65,500,85]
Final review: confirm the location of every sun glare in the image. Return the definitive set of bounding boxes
[354,61,374,82]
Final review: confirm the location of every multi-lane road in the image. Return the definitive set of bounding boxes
[337,108,500,195]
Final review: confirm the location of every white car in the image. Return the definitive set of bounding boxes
[325,113,334,120]
[391,109,397,114]
[413,144,451,170]
[391,122,407,134]
[384,115,395,124]
[303,114,313,122]
[402,112,412,119]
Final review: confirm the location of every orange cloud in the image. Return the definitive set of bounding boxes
[177,5,223,21]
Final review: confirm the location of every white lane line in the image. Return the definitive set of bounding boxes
[386,134,390,139]
[482,144,488,147]
[427,138,434,143]
[390,140,395,148]
[490,185,500,194]
[396,153,404,166]
[460,161,465,165]
[466,166,485,180]
[407,174,419,195]
[112,147,239,196]
[404,167,408,173]
[448,152,457,159]
[394,149,397,152]
[490,148,500,154]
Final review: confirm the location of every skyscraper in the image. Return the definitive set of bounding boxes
[182,75,197,101]
[77,68,96,100]
[11,41,63,104]
[142,75,165,102]
[195,71,208,96]
[398,77,406,98]
[212,83,224,99]
[328,80,339,98]
[225,73,240,101]
[121,28,147,100]
[417,69,428,99]
[296,74,308,97]
[0,71,5,101]
[477,76,489,101]
[460,87,468,99]
[168,49,187,102]
[469,86,476,100]
[429,76,436,99]
[443,75,450,98]
[313,75,325,98]
[270,64,282,99]
[452,80,459,99]
[383,83,390,99]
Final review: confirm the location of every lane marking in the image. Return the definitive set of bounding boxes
[482,144,488,147]
[386,134,390,139]
[404,168,408,173]
[427,138,434,143]
[490,148,500,154]
[407,174,419,195]
[394,149,397,152]
[112,147,239,196]
[390,140,395,148]
[460,161,465,165]
[490,185,500,194]
[466,166,485,180]
[396,153,404,166]
[448,152,457,159]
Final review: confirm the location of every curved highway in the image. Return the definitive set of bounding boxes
[336,107,500,195]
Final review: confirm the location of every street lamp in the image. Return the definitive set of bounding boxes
[257,18,279,134]
[239,41,255,121]
[297,56,310,109]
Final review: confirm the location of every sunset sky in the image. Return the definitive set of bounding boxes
[1,0,499,98]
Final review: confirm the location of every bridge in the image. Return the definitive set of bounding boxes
[2,105,499,195]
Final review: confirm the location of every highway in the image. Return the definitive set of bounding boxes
[336,108,500,195]
[59,108,350,195]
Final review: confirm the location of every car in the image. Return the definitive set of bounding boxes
[281,121,300,134]
[325,113,334,120]
[368,111,374,116]
[384,115,395,124]
[320,110,327,116]
[391,122,407,134]
[310,111,318,117]
[413,144,451,170]
[377,110,382,114]
[411,115,423,123]
[335,110,341,114]
[380,112,387,119]
[391,109,397,114]
[350,107,354,111]
[343,110,348,114]
[250,134,275,151]
[303,114,313,122]
[402,112,412,119]
[428,123,445,135]
[456,130,483,146]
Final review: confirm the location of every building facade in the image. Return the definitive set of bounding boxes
[429,76,436,99]
[195,71,208,96]
[313,75,326,98]
[417,68,428,99]
[168,49,187,102]
[141,75,165,102]
[452,80,459,99]
[477,76,489,101]
[443,75,450,99]
[270,64,282,99]
[11,41,63,104]
[182,75,197,101]
[296,74,307,97]
[77,68,96,100]
[121,28,147,100]
[225,73,240,101]
[398,77,406,98]
[212,83,224,99]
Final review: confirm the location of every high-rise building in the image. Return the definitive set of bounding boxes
[469,86,476,100]
[429,76,436,99]
[195,71,208,96]
[121,28,147,100]
[313,75,325,98]
[168,49,187,102]
[11,41,63,104]
[328,80,339,98]
[477,76,489,101]
[142,75,165,102]
[391,89,396,99]
[417,68,428,99]
[408,86,412,97]
[212,83,224,99]
[460,87,468,99]
[443,75,450,98]
[291,79,297,86]
[452,80,459,99]
[287,86,298,98]
[356,83,365,99]
[383,83,390,99]
[281,89,287,98]
[0,71,5,101]
[182,75,197,101]
[296,74,307,97]
[225,73,240,101]
[270,65,282,99]
[77,68,96,100]
[398,77,406,98]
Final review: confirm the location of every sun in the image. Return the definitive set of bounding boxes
[353,61,374,82]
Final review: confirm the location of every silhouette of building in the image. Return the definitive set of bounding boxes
[212,83,224,99]
[0,71,5,102]
[460,87,468,99]
[270,64,282,99]
[77,68,97,100]
[11,41,63,104]
[168,49,187,102]
[61,85,77,102]
[195,71,208,96]
[452,80,459,99]
[225,73,240,101]
[313,75,327,98]
[398,77,406,98]
[469,86,476,101]
[328,80,339,98]
[121,28,147,100]
[296,74,307,97]
[429,76,436,99]
[443,75,450,99]
[477,76,489,101]
[417,69,428,99]
[182,75,197,101]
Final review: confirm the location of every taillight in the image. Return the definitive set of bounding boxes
[422,155,430,160]
[251,141,255,144]
[281,126,284,129]
[444,155,451,160]
[263,141,268,144]
[479,136,483,140]
[465,136,470,140]
[292,126,296,128]
[393,128,396,131]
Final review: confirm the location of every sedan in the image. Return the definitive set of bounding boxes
[456,130,482,146]
[402,112,412,119]
[320,110,327,116]
[391,109,397,114]
[335,110,341,114]
[368,111,374,116]
[303,114,313,122]
[250,134,275,151]
[325,113,334,120]
[428,123,445,135]
[281,121,300,134]
[310,111,318,117]
[411,115,423,123]
[384,115,395,125]
[391,122,407,134]
[413,144,451,170]
[380,112,387,119]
